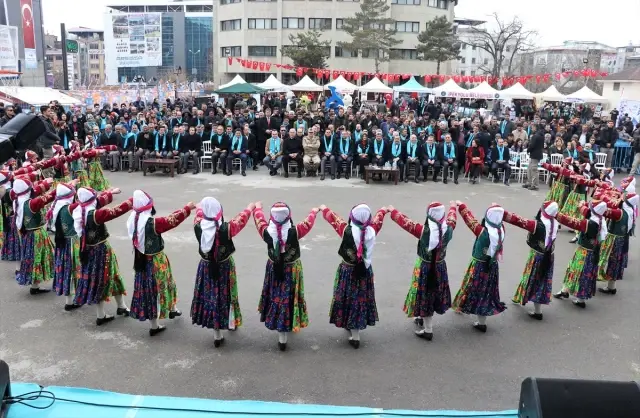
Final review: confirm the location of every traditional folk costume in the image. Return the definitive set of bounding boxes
[559,164,591,242]
[12,178,56,294]
[128,190,192,336]
[253,203,318,351]
[190,198,252,347]
[504,202,559,320]
[452,204,507,332]
[51,145,73,188]
[554,201,613,308]
[390,202,457,340]
[68,141,91,188]
[321,204,386,349]
[86,143,114,191]
[596,192,638,295]
[73,188,132,325]
[542,160,573,210]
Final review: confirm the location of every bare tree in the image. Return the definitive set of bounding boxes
[467,13,536,78]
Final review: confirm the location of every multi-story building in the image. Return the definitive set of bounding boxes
[68,27,106,86]
[613,44,640,73]
[103,0,213,85]
[213,0,456,85]
[45,46,82,89]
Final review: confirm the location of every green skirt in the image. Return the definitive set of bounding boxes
[88,160,110,192]
[558,190,584,220]
[545,181,567,208]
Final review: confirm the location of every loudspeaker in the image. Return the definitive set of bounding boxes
[0,360,10,418]
[0,114,46,149]
[519,377,640,418]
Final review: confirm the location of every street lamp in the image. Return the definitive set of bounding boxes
[174,66,182,100]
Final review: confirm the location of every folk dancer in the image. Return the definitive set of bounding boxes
[559,163,592,243]
[542,159,573,211]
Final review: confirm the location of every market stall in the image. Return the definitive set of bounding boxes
[393,77,431,94]
[467,81,501,100]
[565,86,608,103]
[218,75,247,90]
[256,75,290,92]
[0,87,83,107]
[535,85,566,102]
[499,82,535,100]
[289,75,323,92]
[431,79,469,98]
[326,75,358,92]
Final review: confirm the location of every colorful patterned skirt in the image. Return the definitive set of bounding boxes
[88,160,109,192]
[563,245,598,300]
[452,257,506,317]
[130,252,177,321]
[545,181,568,209]
[512,249,554,306]
[53,174,72,189]
[74,241,126,306]
[559,190,586,220]
[403,257,451,318]
[52,236,81,297]
[329,261,378,330]
[2,215,21,261]
[258,258,308,332]
[72,169,91,189]
[597,234,627,282]
[190,257,242,330]
[15,227,54,287]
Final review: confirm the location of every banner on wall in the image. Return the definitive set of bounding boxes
[107,13,162,68]
[20,0,37,69]
[0,24,18,74]
[619,99,640,126]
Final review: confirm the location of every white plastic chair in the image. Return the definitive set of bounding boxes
[550,153,563,166]
[518,152,530,183]
[200,141,212,169]
[595,152,607,171]
[508,152,521,182]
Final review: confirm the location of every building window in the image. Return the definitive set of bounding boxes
[471,58,476,64]
[221,19,241,31]
[282,17,305,29]
[460,42,465,50]
[438,0,448,8]
[249,18,277,29]
[361,49,381,58]
[483,58,489,65]
[427,0,437,6]
[363,22,383,30]
[460,70,465,76]
[221,0,241,4]
[161,16,174,68]
[89,43,99,49]
[90,63,100,69]
[221,46,242,57]
[393,49,418,60]
[392,0,420,4]
[471,70,476,76]
[147,6,168,12]
[336,19,343,29]
[248,0,276,2]
[186,16,213,81]
[613,82,620,91]
[335,46,357,58]
[395,21,419,33]
[461,58,465,64]
[248,46,277,57]
[309,18,332,30]
[337,0,359,2]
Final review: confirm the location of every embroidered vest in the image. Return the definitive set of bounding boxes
[417,224,452,262]
[84,210,109,246]
[470,229,494,262]
[607,211,629,237]
[56,205,77,238]
[262,227,300,264]
[337,225,358,264]
[577,219,600,250]
[142,217,165,255]
[194,222,235,261]
[526,220,554,253]
[23,200,45,230]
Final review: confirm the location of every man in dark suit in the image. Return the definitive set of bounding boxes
[243,125,259,171]
[369,130,388,167]
[421,135,440,182]
[490,136,511,186]
[440,133,458,184]
[226,128,248,176]
[282,128,303,178]
[498,117,514,138]
[319,127,336,180]
[523,124,543,191]
[211,125,230,175]
[254,108,280,163]
[335,129,354,180]
[388,133,405,182]
[404,134,421,183]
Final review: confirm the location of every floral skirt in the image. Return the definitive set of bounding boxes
[329,261,378,330]
[88,160,109,192]
[72,169,91,189]
[53,236,81,297]
[130,252,177,321]
[16,227,54,287]
[403,257,451,318]
[74,241,126,306]
[512,249,554,306]
[563,246,598,300]
[452,258,506,317]
[258,259,308,332]
[53,175,72,189]
[546,181,568,209]
[597,234,627,282]
[559,190,586,220]
[190,257,242,330]
[2,215,21,261]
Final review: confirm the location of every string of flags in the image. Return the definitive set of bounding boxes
[226,57,610,87]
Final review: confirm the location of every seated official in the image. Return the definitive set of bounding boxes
[404,134,421,183]
[490,137,511,186]
[440,133,459,184]
[388,133,405,182]
[243,125,259,171]
[282,128,304,178]
[132,126,153,172]
[210,125,230,175]
[355,133,371,179]
[151,126,170,158]
[335,130,354,180]
[171,126,184,168]
[302,127,321,176]
[263,131,284,175]
[122,125,137,172]
[180,126,202,175]
[319,128,336,180]
[466,139,485,184]
[369,130,388,167]
[421,135,441,182]
[227,128,248,176]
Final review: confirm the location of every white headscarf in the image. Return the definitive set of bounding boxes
[199,197,222,254]
[47,183,76,231]
[589,201,608,242]
[582,163,591,179]
[72,188,98,238]
[623,193,638,233]
[266,203,291,253]
[485,206,505,258]
[349,204,376,268]
[126,190,154,253]
[540,201,559,248]
[12,179,31,230]
[426,203,446,252]
[625,177,636,195]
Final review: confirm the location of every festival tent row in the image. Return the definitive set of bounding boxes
[393,76,432,93]
[256,75,290,92]
[0,87,83,107]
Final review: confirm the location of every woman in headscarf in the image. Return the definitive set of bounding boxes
[85,140,116,192]
[128,190,195,336]
[560,163,592,243]
[190,198,255,347]
[596,192,638,295]
[452,203,507,332]
[252,201,320,351]
[73,187,132,325]
[503,201,560,320]
[51,145,75,188]
[12,177,56,294]
[68,140,103,188]
[319,203,388,348]
[387,201,457,341]
[554,200,617,308]
[542,158,574,211]
[465,139,485,184]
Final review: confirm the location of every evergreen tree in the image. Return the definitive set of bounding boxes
[281,30,331,70]
[416,16,461,75]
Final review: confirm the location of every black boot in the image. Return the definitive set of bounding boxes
[150,325,167,336]
[345,171,350,180]
[64,304,82,311]
[553,290,569,299]
[30,288,51,295]
[473,323,487,333]
[214,337,225,348]
[528,312,543,320]
[278,342,287,351]
[169,310,182,319]
[96,316,115,326]
[116,307,130,316]
[598,287,617,295]
[348,339,360,349]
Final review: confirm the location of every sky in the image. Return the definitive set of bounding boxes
[42,0,640,48]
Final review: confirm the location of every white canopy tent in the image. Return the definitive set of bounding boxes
[256,75,290,91]
[289,75,323,92]
[431,79,469,98]
[535,85,566,102]
[565,86,608,103]
[467,81,501,99]
[393,76,432,93]
[0,87,83,106]
[218,75,246,90]
[359,77,392,93]
[499,82,535,100]
[326,75,358,92]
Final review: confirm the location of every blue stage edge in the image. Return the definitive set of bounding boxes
[7,383,518,418]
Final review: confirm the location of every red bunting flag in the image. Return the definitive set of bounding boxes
[227,57,232,66]
[252,61,259,70]
[424,75,432,83]
[296,67,303,77]
[259,62,265,71]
